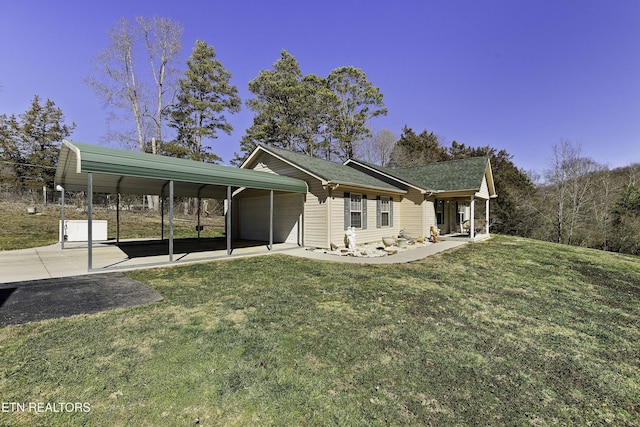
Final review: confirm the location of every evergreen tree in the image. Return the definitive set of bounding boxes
[18,95,75,189]
[164,40,240,163]
[326,66,387,161]
[0,114,22,187]
[234,52,386,165]
[234,50,308,164]
[388,126,448,167]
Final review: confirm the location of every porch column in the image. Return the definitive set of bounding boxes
[486,199,490,234]
[87,172,93,271]
[226,186,232,255]
[269,189,274,250]
[169,180,174,262]
[470,195,475,239]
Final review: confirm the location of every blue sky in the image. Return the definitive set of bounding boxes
[1,0,638,173]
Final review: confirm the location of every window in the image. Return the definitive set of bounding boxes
[436,200,444,225]
[344,192,367,229]
[380,197,390,227]
[376,196,393,228]
[350,194,362,228]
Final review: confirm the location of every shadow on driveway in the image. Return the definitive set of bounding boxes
[107,238,269,258]
[0,273,163,326]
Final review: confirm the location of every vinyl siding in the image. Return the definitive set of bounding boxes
[329,191,401,247]
[477,176,490,199]
[248,152,328,248]
[399,188,425,238]
[424,199,436,231]
[237,193,302,243]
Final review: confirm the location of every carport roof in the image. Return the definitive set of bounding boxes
[55,140,308,198]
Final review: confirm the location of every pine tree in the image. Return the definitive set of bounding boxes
[164,40,240,163]
[18,95,75,189]
[0,114,22,187]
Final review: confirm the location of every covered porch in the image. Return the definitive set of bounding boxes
[434,193,493,242]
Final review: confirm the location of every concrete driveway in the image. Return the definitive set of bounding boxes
[0,239,298,284]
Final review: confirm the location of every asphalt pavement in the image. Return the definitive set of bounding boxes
[0,272,163,326]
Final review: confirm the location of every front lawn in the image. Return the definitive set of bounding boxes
[1,235,638,425]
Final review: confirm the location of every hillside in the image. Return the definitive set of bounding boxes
[0,235,638,425]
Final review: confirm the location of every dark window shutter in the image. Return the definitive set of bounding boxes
[389,197,394,227]
[376,196,381,228]
[344,192,350,230]
[362,194,367,229]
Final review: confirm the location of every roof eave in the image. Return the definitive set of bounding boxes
[327,180,407,195]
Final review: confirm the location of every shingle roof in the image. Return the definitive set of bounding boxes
[257,145,405,193]
[349,156,491,192]
[393,156,490,192]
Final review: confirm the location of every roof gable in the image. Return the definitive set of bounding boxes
[244,145,406,193]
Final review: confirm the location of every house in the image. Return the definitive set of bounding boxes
[239,145,497,249]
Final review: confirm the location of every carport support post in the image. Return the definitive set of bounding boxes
[197,196,201,239]
[116,193,120,244]
[269,190,274,250]
[169,180,174,262]
[60,186,65,250]
[226,186,232,255]
[87,172,93,271]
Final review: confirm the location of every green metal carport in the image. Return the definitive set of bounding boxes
[55,140,308,271]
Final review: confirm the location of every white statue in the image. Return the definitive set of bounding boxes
[346,226,357,251]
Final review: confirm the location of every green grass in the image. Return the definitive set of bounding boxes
[1,235,639,425]
[0,202,224,250]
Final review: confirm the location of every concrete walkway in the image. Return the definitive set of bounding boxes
[0,239,468,283]
[284,240,467,264]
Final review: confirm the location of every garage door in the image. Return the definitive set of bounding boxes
[238,193,302,244]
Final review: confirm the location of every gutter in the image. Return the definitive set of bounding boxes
[324,180,407,195]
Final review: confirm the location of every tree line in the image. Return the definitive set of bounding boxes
[0,96,74,194]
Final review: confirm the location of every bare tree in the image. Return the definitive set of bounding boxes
[87,16,183,151]
[87,18,146,151]
[358,128,397,166]
[87,16,183,210]
[137,16,183,154]
[544,140,603,245]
